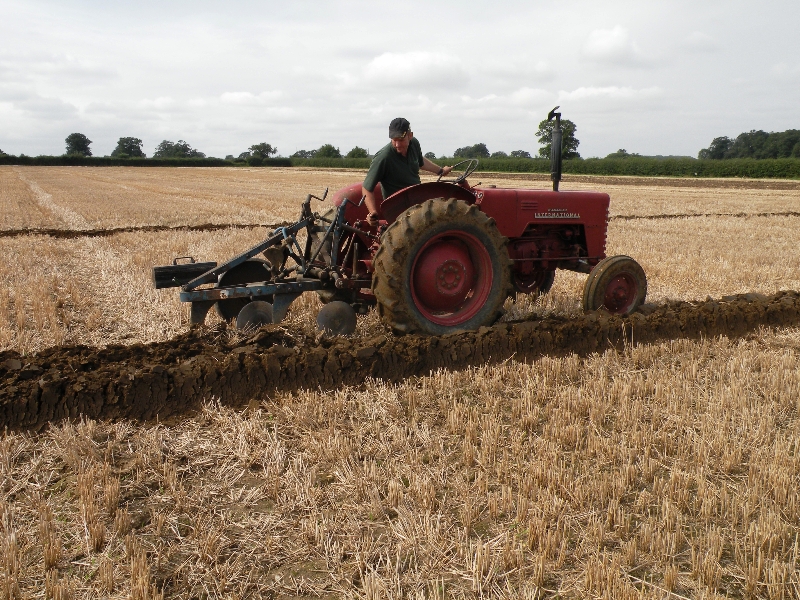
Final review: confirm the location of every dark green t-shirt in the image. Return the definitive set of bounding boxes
[363,137,425,199]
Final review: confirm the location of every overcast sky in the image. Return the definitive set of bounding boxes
[1,0,798,159]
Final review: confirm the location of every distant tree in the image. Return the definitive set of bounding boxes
[291,149,316,159]
[153,140,205,159]
[490,151,509,159]
[424,151,437,160]
[536,119,580,159]
[225,154,235,160]
[316,144,342,158]
[0,148,7,157]
[346,146,369,158]
[65,133,93,157]
[698,136,733,160]
[727,130,771,159]
[510,150,532,159]
[605,149,641,159]
[110,137,145,158]
[249,143,277,159]
[237,151,252,161]
[453,143,490,159]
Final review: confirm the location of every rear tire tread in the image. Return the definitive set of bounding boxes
[372,198,513,335]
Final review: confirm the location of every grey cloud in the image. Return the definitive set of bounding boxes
[0,88,79,120]
[0,50,117,85]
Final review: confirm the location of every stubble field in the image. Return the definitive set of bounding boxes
[0,166,799,599]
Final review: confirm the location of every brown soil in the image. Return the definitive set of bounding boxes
[2,290,798,431]
[0,222,291,239]
[2,209,798,240]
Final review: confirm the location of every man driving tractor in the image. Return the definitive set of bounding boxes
[362,118,453,226]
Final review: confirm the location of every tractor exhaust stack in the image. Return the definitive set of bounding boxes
[548,106,562,192]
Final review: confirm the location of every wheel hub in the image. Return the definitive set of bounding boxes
[604,274,635,312]
[436,260,466,293]
[413,239,475,311]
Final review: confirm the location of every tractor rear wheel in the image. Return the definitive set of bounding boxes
[582,255,646,314]
[214,259,273,322]
[372,198,512,335]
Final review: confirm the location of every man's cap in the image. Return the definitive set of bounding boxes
[389,118,411,139]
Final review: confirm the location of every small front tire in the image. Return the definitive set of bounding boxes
[582,255,646,314]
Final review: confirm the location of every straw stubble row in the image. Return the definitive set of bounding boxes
[1,332,799,597]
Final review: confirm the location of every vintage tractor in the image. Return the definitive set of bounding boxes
[153,108,647,335]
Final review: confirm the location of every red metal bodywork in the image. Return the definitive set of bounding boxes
[329,179,610,295]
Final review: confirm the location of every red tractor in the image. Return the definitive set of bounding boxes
[153,108,647,335]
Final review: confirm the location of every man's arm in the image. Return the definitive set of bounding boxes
[362,185,379,217]
[362,151,384,223]
[422,157,452,177]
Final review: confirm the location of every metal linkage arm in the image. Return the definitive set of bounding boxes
[182,216,315,291]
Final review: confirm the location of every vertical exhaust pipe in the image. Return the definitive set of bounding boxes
[548,106,562,192]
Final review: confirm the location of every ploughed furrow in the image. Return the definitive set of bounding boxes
[0,222,291,239]
[2,212,799,240]
[612,211,800,221]
[2,290,799,431]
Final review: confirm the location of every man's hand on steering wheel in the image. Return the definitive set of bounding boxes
[437,159,479,183]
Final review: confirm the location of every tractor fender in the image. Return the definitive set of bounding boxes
[330,182,380,225]
[380,182,476,224]
[329,181,476,226]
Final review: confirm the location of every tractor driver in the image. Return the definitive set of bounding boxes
[362,117,453,226]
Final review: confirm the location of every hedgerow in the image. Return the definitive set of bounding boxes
[3,154,798,178]
[0,156,291,167]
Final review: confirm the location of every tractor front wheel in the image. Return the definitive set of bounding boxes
[582,255,646,314]
[372,198,512,335]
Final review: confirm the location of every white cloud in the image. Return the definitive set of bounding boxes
[509,87,552,106]
[559,86,662,102]
[478,60,555,85]
[770,62,800,79]
[363,52,468,90]
[683,31,718,52]
[138,97,178,111]
[582,26,648,66]
[219,91,283,105]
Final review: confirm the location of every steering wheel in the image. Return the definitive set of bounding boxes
[437,159,479,184]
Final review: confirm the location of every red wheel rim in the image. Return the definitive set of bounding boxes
[410,231,493,326]
[603,273,638,314]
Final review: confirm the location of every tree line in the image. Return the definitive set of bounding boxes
[7,121,799,166]
[698,130,800,159]
[25,116,582,164]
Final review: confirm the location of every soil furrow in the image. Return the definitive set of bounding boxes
[613,211,800,221]
[0,222,290,239]
[3,211,799,240]
[1,290,798,431]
